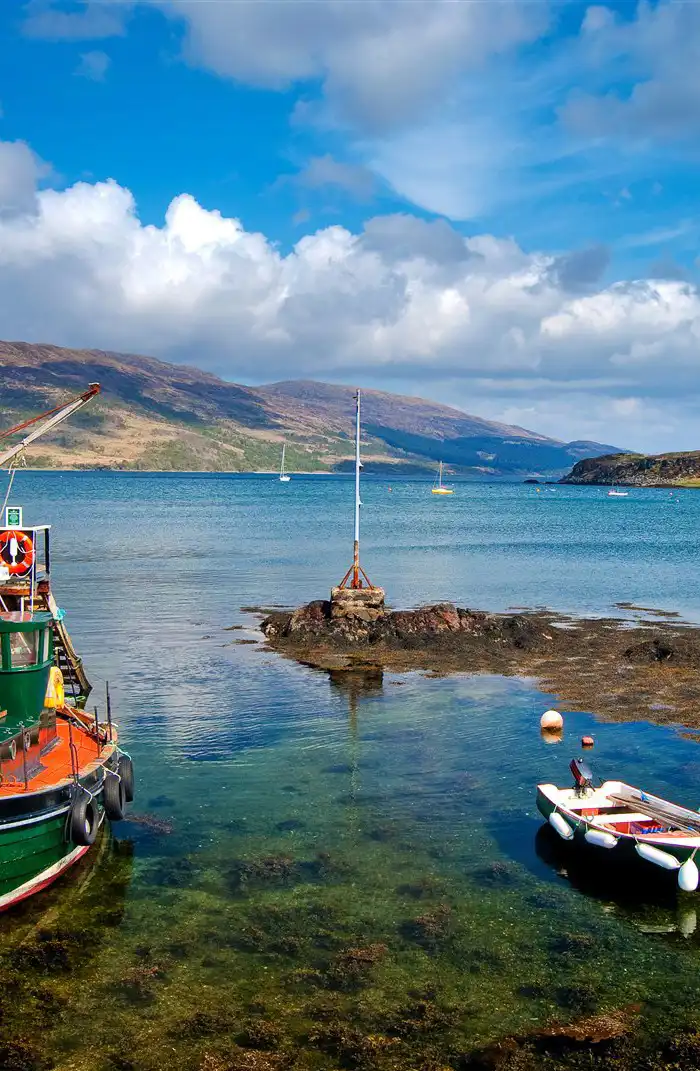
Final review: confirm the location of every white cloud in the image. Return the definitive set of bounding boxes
[293,155,376,200]
[75,50,111,82]
[150,0,549,133]
[22,1,129,40]
[561,2,700,141]
[0,154,699,450]
[0,140,43,216]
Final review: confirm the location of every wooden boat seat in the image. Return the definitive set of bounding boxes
[595,812,650,826]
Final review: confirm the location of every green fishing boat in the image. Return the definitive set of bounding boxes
[0,385,135,909]
[0,609,134,909]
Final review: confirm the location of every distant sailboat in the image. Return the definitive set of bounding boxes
[431,461,453,495]
[279,443,291,483]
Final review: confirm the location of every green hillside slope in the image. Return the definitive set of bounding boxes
[0,340,619,476]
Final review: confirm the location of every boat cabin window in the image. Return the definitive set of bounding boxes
[0,616,52,670]
[9,629,39,667]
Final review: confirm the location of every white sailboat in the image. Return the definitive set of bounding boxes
[431,460,453,495]
[279,443,291,483]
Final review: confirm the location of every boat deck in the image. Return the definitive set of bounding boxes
[0,719,115,796]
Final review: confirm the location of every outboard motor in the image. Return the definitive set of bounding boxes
[570,757,594,796]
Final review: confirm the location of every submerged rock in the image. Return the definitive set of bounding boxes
[400,904,454,949]
[324,943,388,991]
[459,1005,641,1070]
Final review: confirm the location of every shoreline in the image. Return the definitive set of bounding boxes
[254,600,700,732]
[14,467,700,486]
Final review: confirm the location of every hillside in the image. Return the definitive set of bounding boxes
[561,451,700,487]
[0,340,619,475]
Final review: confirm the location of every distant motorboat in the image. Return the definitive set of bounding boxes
[608,488,628,497]
[431,461,453,495]
[279,443,291,483]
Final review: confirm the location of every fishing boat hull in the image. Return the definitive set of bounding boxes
[536,781,700,876]
[0,754,118,911]
[0,819,97,910]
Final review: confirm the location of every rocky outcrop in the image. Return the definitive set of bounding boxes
[261,600,541,651]
[561,450,700,487]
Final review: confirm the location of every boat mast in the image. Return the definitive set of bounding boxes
[338,388,373,590]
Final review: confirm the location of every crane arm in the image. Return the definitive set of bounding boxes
[0,383,101,469]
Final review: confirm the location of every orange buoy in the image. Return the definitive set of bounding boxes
[581,735,594,748]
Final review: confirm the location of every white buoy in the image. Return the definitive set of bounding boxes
[549,811,574,840]
[635,842,681,870]
[540,709,563,732]
[585,827,618,849]
[678,859,699,892]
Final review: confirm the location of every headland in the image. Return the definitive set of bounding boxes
[561,450,700,488]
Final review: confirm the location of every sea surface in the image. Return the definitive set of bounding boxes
[3,472,700,1069]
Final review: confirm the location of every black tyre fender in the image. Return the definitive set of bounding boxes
[118,755,134,803]
[103,770,126,821]
[69,794,98,846]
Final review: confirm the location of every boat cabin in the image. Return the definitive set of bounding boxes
[0,611,57,785]
[0,507,91,706]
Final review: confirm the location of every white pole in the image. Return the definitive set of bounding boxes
[352,390,362,586]
[355,390,361,546]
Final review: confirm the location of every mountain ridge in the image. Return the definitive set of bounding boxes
[0,339,619,475]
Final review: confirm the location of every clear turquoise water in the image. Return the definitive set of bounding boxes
[3,472,700,1069]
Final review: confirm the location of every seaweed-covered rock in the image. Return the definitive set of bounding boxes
[0,1037,50,1071]
[458,1006,640,1069]
[624,638,675,663]
[237,1020,282,1051]
[324,943,388,991]
[400,905,454,949]
[309,1023,398,1069]
[10,926,96,974]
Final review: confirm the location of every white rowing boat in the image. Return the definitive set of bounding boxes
[537,759,700,891]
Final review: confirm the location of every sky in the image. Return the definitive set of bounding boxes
[1,1,700,450]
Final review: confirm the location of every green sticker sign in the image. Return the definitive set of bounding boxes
[5,506,22,527]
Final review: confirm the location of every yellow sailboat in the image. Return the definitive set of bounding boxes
[431,461,454,495]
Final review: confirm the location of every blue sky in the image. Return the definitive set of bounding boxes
[0,0,700,450]
[3,0,697,273]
